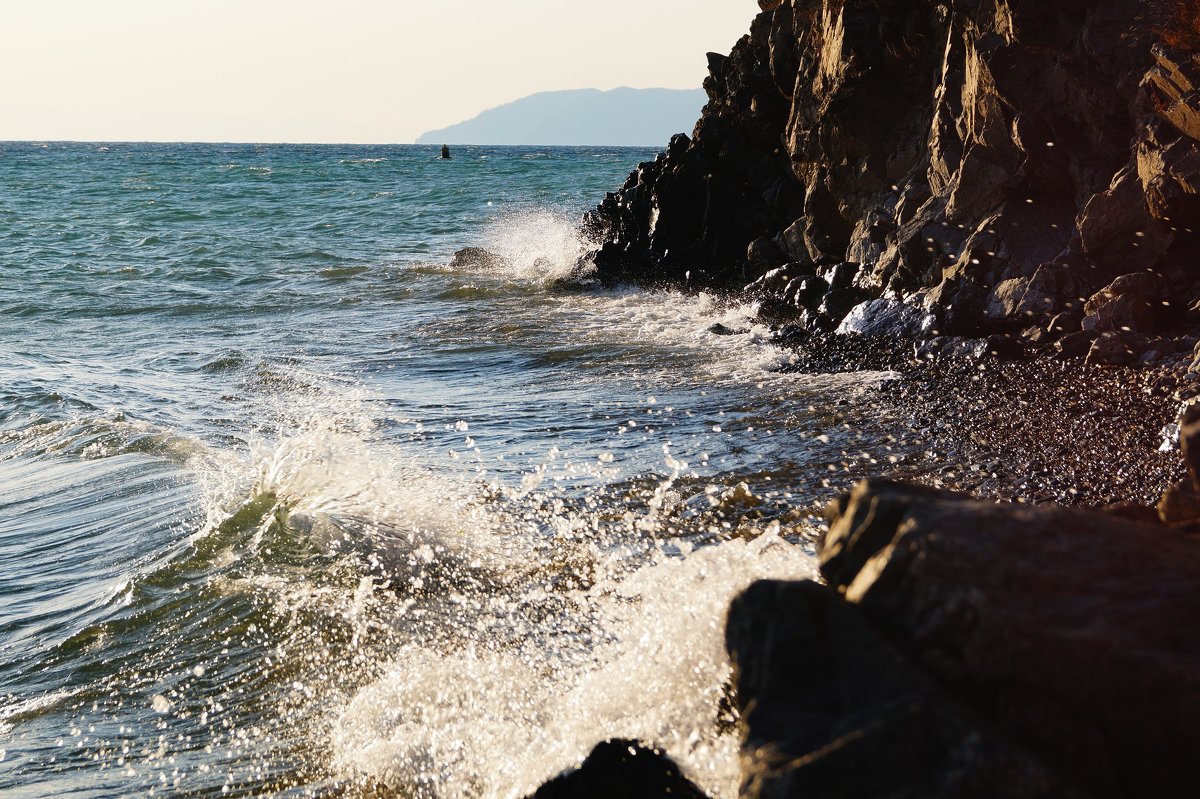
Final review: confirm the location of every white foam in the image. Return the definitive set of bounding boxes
[331,525,816,799]
[478,209,598,284]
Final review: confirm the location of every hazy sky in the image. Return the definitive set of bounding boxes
[1,1,752,143]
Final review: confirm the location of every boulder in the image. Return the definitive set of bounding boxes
[1054,329,1099,359]
[1085,331,1145,366]
[783,275,828,309]
[526,739,708,799]
[836,298,936,338]
[1081,292,1158,334]
[832,481,1200,790]
[450,246,507,270]
[727,580,1087,799]
[759,479,1200,798]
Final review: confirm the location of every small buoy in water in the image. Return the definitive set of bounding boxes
[440,144,451,159]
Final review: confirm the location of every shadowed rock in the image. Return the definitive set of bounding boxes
[525,739,709,799]
[725,480,1200,798]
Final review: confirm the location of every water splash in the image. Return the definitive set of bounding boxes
[331,524,816,799]
[479,208,598,283]
[173,379,820,798]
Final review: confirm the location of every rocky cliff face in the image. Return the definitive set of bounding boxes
[584,0,1200,364]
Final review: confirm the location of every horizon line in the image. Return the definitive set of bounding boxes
[0,139,670,147]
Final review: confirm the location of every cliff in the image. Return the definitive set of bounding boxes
[583,0,1200,367]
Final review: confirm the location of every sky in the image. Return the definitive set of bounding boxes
[1,1,753,143]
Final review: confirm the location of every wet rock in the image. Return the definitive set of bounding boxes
[450,246,507,270]
[783,275,828,310]
[708,322,748,336]
[836,298,936,338]
[526,739,709,799]
[817,287,870,327]
[823,261,861,294]
[914,335,1021,363]
[745,262,813,297]
[738,479,1200,798]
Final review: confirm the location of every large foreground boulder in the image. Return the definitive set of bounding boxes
[727,480,1200,797]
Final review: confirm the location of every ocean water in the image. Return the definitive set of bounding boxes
[0,142,896,798]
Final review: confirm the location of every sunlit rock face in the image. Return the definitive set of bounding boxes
[584,0,1200,359]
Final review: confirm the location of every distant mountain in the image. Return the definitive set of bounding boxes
[415,87,707,146]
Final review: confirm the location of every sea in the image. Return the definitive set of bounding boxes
[0,142,898,798]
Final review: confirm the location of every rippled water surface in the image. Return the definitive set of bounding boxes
[0,143,898,798]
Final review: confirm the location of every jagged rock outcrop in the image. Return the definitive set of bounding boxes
[726,479,1200,797]
[583,1,1200,362]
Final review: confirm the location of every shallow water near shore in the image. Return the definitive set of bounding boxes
[1,142,964,798]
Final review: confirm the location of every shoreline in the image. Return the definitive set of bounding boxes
[526,0,1200,794]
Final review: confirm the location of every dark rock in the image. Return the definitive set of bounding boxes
[1047,310,1084,339]
[783,275,828,310]
[526,739,709,799]
[983,276,1032,322]
[914,335,1015,362]
[582,0,1200,350]
[726,580,1086,799]
[1085,331,1145,366]
[1100,501,1163,524]
[824,261,861,293]
[1082,292,1158,334]
[745,262,812,296]
[1054,329,1099,359]
[817,287,869,326]
[707,322,748,336]
[1179,397,1200,491]
[746,236,785,273]
[792,479,1200,798]
[450,246,507,270]
[980,333,1027,360]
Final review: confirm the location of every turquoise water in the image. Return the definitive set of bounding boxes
[0,143,891,798]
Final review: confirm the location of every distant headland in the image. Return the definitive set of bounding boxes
[415,87,706,146]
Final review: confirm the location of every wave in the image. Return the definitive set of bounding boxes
[0,410,205,464]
